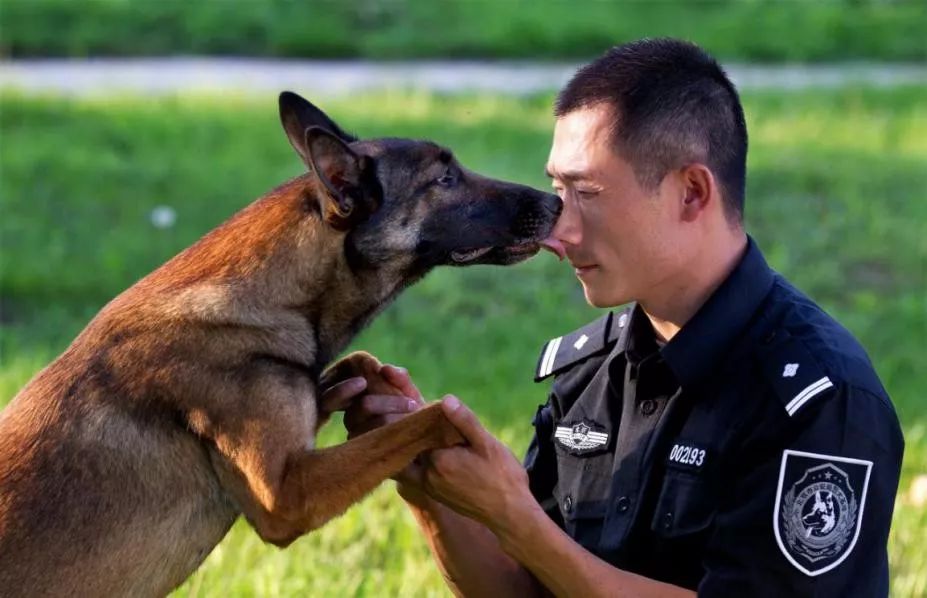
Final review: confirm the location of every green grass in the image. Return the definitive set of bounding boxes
[2,0,926,62]
[1,88,925,596]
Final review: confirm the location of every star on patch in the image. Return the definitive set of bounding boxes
[782,363,800,378]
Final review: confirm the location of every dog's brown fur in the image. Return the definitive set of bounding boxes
[0,92,559,596]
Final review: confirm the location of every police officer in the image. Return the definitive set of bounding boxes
[324,39,903,597]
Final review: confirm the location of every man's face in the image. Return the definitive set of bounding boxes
[546,104,687,308]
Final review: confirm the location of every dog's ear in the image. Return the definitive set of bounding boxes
[305,126,376,230]
[280,91,356,165]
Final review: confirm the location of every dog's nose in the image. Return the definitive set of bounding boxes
[543,191,563,217]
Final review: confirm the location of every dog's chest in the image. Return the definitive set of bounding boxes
[69,405,241,596]
[142,475,239,595]
[115,432,241,595]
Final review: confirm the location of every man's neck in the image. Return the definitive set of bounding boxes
[642,232,748,343]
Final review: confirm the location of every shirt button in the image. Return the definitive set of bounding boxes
[640,399,657,416]
[662,511,674,530]
[616,496,631,513]
[562,495,573,513]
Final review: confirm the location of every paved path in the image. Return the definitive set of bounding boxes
[2,59,926,97]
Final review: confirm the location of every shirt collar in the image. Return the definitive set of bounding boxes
[607,305,679,396]
[659,236,775,389]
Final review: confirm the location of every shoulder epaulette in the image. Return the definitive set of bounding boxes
[534,308,629,382]
[755,329,837,417]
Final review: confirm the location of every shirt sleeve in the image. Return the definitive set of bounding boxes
[524,401,563,523]
[698,384,904,597]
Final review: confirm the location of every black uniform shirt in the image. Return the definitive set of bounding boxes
[525,237,904,596]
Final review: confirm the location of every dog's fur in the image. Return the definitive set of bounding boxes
[0,92,560,596]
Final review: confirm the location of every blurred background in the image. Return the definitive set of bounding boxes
[1,1,925,596]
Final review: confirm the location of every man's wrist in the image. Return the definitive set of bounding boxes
[487,493,548,561]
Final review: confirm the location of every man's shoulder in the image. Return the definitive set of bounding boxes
[753,276,897,438]
[763,276,886,395]
[534,307,630,382]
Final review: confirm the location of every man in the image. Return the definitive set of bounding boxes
[324,39,903,596]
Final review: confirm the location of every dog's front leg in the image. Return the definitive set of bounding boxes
[201,377,463,547]
[271,402,463,544]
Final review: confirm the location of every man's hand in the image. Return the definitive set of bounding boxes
[423,396,542,537]
[341,365,424,437]
[320,363,434,502]
[317,376,367,422]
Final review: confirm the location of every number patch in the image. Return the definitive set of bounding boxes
[667,442,707,471]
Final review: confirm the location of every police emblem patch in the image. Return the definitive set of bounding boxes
[774,449,872,576]
[554,420,610,455]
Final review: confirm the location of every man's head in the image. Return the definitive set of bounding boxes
[545,38,748,308]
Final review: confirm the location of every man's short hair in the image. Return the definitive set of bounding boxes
[555,38,748,222]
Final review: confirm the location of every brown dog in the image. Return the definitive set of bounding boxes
[0,92,561,596]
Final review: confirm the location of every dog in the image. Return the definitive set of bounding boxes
[0,91,561,596]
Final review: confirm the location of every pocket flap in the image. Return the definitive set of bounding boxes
[651,473,716,537]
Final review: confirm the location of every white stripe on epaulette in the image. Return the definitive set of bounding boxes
[539,336,562,378]
[785,376,833,416]
[573,334,589,350]
[539,338,555,377]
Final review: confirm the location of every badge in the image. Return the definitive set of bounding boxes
[554,419,610,455]
[774,449,872,576]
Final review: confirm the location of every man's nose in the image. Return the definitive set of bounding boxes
[550,196,581,246]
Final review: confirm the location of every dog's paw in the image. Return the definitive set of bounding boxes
[321,351,403,397]
[436,420,466,448]
[321,350,380,384]
[418,404,466,448]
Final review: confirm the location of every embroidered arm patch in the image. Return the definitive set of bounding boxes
[773,449,873,577]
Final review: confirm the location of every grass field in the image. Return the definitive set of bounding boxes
[1,87,925,596]
[3,0,927,62]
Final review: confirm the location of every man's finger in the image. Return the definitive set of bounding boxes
[320,377,367,411]
[440,396,490,452]
[343,394,419,431]
[362,394,421,414]
[380,364,424,403]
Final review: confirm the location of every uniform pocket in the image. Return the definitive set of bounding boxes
[651,472,717,538]
[552,452,611,549]
[554,451,613,507]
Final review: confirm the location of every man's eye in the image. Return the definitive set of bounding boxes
[577,189,599,199]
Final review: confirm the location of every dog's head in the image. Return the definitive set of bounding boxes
[279,92,561,275]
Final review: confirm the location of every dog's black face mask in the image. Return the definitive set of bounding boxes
[278,91,562,275]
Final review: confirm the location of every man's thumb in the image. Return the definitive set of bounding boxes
[441,395,487,450]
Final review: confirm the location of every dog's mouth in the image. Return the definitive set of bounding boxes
[450,241,540,265]
[451,247,494,263]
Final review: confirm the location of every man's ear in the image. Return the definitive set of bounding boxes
[279,91,357,167]
[305,126,375,230]
[679,163,715,222]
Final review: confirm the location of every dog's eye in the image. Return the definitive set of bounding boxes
[436,170,457,187]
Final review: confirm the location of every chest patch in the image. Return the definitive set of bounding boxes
[554,419,610,455]
[774,449,872,577]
